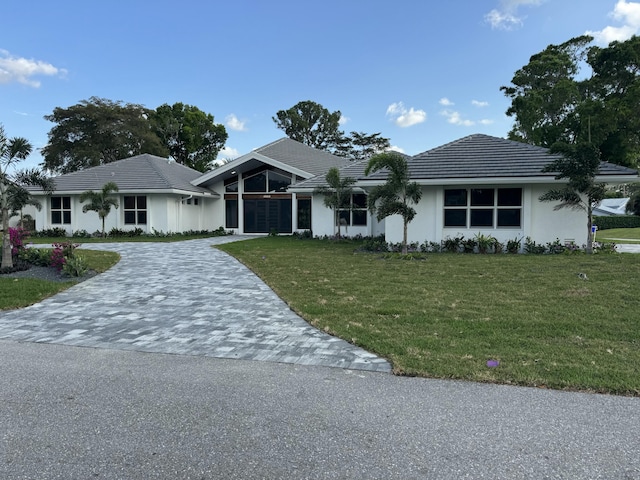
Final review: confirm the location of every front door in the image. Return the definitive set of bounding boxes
[244,198,292,234]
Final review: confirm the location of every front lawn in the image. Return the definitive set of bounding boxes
[219,237,640,395]
[598,227,640,244]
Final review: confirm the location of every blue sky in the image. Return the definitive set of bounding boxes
[2,0,639,171]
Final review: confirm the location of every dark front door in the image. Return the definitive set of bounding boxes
[244,198,292,233]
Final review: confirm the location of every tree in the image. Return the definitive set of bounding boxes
[313,167,355,238]
[335,132,391,161]
[0,125,54,269]
[150,103,228,172]
[365,152,422,254]
[42,97,169,174]
[79,182,119,237]
[539,142,606,254]
[502,35,640,168]
[273,101,344,152]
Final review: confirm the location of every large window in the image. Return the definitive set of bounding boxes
[244,169,291,193]
[225,199,238,229]
[297,198,311,230]
[51,196,71,224]
[338,193,368,226]
[444,188,522,228]
[124,196,147,225]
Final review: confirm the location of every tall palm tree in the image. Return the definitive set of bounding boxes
[80,182,119,237]
[1,125,40,269]
[314,167,355,238]
[365,152,422,254]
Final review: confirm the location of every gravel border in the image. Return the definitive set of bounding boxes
[0,265,98,283]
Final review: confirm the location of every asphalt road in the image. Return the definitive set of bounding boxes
[1,341,639,480]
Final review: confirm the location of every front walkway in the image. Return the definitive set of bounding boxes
[0,237,391,373]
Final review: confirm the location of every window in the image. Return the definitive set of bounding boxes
[244,169,291,193]
[124,196,147,225]
[337,193,368,226]
[51,196,71,224]
[444,188,522,228]
[225,199,238,229]
[297,198,311,230]
[225,181,238,193]
[185,198,200,206]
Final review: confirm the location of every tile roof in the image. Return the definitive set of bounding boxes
[33,154,216,194]
[253,138,351,177]
[364,134,639,181]
[290,159,369,190]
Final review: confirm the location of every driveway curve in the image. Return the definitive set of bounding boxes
[0,237,390,373]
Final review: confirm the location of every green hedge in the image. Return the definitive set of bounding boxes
[593,215,640,230]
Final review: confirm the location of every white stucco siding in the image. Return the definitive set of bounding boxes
[311,196,336,237]
[383,184,589,246]
[527,184,588,245]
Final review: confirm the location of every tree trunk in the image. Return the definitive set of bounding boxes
[1,187,13,268]
[402,219,408,255]
[586,204,594,254]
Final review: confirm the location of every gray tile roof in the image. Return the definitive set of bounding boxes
[364,134,639,181]
[32,154,216,194]
[254,138,351,177]
[290,159,369,190]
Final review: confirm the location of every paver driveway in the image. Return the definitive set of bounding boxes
[0,237,390,372]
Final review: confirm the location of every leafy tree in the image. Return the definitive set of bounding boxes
[150,103,228,172]
[79,182,119,237]
[502,35,640,168]
[313,167,355,238]
[0,125,54,268]
[626,191,640,216]
[539,142,606,254]
[365,152,422,254]
[335,131,391,161]
[273,101,344,152]
[42,97,169,174]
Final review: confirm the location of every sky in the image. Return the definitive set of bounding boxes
[2,0,640,171]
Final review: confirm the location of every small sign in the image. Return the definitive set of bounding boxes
[591,225,598,233]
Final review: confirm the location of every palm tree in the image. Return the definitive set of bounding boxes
[365,152,422,254]
[1,125,52,269]
[80,182,119,237]
[313,167,355,238]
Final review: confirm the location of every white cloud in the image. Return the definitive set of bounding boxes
[439,97,454,106]
[225,114,246,132]
[587,0,640,44]
[388,145,406,154]
[217,146,240,161]
[440,110,475,127]
[386,102,427,127]
[485,0,545,30]
[0,49,66,87]
[479,119,495,125]
[339,115,349,125]
[472,100,489,107]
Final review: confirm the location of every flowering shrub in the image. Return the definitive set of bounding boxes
[9,227,30,256]
[50,241,81,271]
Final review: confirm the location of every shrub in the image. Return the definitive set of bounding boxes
[18,248,52,266]
[442,236,464,253]
[594,242,617,254]
[9,227,29,256]
[292,230,313,240]
[593,215,640,230]
[462,238,477,253]
[474,233,496,254]
[50,247,66,271]
[33,227,67,238]
[506,237,522,254]
[524,237,547,254]
[546,238,566,254]
[62,255,89,277]
[358,235,389,252]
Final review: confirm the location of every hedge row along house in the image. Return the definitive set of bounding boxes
[20,135,638,246]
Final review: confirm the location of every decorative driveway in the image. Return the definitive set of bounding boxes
[0,237,391,373]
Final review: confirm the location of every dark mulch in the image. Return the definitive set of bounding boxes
[0,265,98,283]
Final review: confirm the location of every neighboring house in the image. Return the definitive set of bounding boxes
[593,198,630,216]
[22,154,222,235]
[18,134,639,245]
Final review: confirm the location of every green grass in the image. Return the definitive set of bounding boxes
[0,249,120,310]
[219,237,640,395]
[598,227,640,244]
